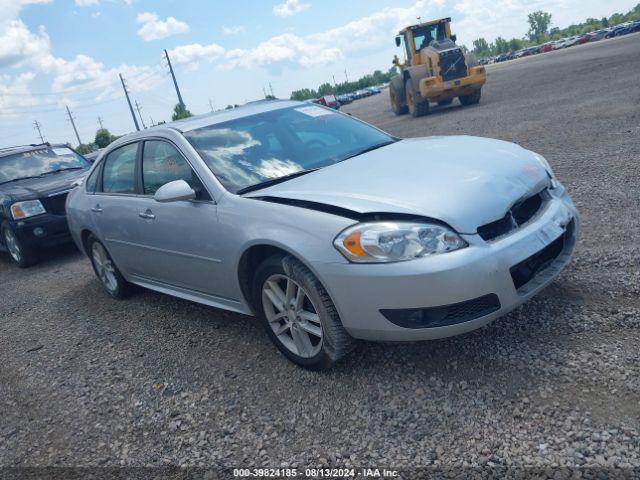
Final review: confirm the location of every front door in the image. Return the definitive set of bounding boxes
[132,140,225,297]
[91,142,143,276]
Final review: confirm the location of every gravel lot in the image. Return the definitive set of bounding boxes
[2,34,640,476]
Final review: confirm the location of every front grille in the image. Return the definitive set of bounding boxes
[41,192,69,215]
[439,49,467,81]
[509,220,574,290]
[478,189,547,241]
[380,294,501,329]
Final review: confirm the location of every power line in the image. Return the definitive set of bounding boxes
[164,49,186,112]
[34,120,45,143]
[134,100,147,129]
[65,105,82,146]
[119,73,140,132]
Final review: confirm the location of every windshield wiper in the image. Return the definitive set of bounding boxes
[0,176,42,185]
[339,140,396,162]
[237,168,320,195]
[50,167,86,174]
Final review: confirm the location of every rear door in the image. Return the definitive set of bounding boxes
[132,139,224,296]
[91,142,143,276]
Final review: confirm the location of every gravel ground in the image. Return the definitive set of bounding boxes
[1,34,640,477]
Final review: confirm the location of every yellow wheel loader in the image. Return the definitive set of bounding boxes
[389,17,487,117]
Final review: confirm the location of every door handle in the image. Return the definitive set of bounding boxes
[139,210,155,220]
[91,205,103,213]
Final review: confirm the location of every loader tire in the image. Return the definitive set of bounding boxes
[459,89,482,106]
[406,81,429,117]
[389,79,408,115]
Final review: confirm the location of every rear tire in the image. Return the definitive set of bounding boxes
[1,223,38,268]
[253,253,354,370]
[459,88,482,106]
[406,81,429,117]
[389,79,408,115]
[87,235,135,299]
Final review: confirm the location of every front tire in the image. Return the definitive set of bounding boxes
[389,80,408,115]
[459,88,482,106]
[87,235,135,299]
[2,223,38,268]
[253,254,354,370]
[406,81,429,117]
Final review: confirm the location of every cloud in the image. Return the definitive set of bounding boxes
[220,1,427,70]
[273,0,310,17]
[136,12,189,41]
[167,42,226,67]
[222,25,245,35]
[0,72,39,117]
[74,0,99,5]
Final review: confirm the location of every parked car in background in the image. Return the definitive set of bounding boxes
[0,143,91,267]
[587,30,609,41]
[336,93,354,105]
[540,42,554,53]
[313,94,340,110]
[84,149,103,163]
[365,86,381,94]
[66,100,579,369]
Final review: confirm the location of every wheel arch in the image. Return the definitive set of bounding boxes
[236,241,332,315]
[80,228,95,256]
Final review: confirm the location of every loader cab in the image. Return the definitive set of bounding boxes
[395,18,453,63]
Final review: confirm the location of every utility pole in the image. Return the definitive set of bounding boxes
[134,100,147,129]
[33,120,45,143]
[97,116,104,130]
[208,99,215,112]
[119,73,140,131]
[150,117,155,127]
[65,106,82,146]
[262,87,268,99]
[164,49,186,112]
[332,74,337,86]
[344,69,349,83]
[269,82,275,98]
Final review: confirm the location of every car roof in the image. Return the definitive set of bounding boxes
[151,99,302,134]
[0,143,71,158]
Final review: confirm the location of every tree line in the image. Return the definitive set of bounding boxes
[472,4,640,58]
[290,68,397,101]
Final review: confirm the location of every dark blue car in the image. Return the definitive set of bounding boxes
[0,143,90,267]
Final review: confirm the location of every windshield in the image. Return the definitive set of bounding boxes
[184,105,394,193]
[0,146,88,184]
[412,23,445,50]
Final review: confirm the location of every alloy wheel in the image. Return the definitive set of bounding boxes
[4,229,22,263]
[262,274,323,358]
[91,242,118,293]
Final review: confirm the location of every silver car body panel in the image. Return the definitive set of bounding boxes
[66,100,579,342]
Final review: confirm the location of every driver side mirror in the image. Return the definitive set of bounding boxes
[451,34,457,43]
[395,36,401,47]
[154,179,196,203]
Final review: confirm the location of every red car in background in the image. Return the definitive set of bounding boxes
[540,43,554,53]
[577,34,592,44]
[313,94,340,110]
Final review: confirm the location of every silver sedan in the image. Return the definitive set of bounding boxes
[66,100,579,369]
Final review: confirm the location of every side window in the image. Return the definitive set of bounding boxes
[141,140,209,200]
[101,143,138,194]
[85,164,100,193]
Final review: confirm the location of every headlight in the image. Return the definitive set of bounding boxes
[533,153,561,190]
[334,221,467,263]
[11,200,46,220]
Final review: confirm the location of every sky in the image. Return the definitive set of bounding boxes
[1,0,637,148]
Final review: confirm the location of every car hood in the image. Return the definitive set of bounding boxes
[246,136,550,233]
[0,169,88,202]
